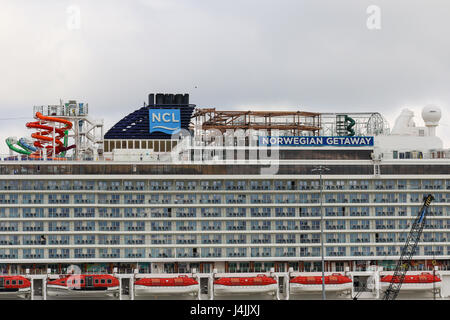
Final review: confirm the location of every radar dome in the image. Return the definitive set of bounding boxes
[422,105,441,126]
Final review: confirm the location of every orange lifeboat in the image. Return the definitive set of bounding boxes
[380,272,441,291]
[47,274,119,296]
[290,273,353,293]
[0,276,31,293]
[134,275,198,296]
[213,275,277,295]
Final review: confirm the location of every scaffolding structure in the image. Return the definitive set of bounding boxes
[191,108,322,136]
[320,112,390,137]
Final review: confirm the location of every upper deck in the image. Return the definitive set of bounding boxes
[3,95,448,175]
[0,156,449,176]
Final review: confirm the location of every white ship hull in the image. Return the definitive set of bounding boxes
[214,284,278,295]
[46,285,119,297]
[1,99,449,301]
[380,282,441,291]
[290,282,353,293]
[134,284,198,295]
[0,287,31,299]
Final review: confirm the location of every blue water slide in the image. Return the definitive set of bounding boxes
[18,138,38,152]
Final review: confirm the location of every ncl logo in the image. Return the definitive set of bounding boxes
[149,109,181,134]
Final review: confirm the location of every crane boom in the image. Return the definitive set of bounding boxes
[382,194,434,300]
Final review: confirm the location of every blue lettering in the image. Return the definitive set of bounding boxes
[259,136,374,147]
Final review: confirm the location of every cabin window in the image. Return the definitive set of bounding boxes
[6,280,10,285]
[80,280,84,284]
[12,280,16,285]
[101,279,105,284]
[107,279,112,284]
[95,279,99,284]
[19,280,23,285]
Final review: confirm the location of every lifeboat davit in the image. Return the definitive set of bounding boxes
[380,272,441,291]
[213,275,278,295]
[47,274,119,296]
[134,275,199,295]
[290,273,352,293]
[0,276,31,294]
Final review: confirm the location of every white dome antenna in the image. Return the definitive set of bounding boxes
[422,105,441,136]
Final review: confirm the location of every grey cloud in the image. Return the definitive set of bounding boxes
[0,0,449,153]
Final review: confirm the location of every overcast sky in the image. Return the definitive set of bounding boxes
[0,0,449,153]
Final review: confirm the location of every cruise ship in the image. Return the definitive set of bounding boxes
[0,92,449,300]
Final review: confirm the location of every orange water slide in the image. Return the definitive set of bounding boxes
[26,112,75,157]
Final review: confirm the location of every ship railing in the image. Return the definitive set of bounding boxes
[33,103,89,117]
[0,154,269,163]
[2,151,447,162]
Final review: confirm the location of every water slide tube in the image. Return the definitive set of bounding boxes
[26,112,75,157]
[60,130,69,158]
[18,138,38,153]
[5,137,31,155]
[344,115,355,136]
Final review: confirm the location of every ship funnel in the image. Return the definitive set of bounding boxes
[148,94,155,106]
[155,93,164,105]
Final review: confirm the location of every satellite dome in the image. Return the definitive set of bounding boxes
[422,105,441,126]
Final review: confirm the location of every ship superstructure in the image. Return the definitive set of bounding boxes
[0,93,449,300]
